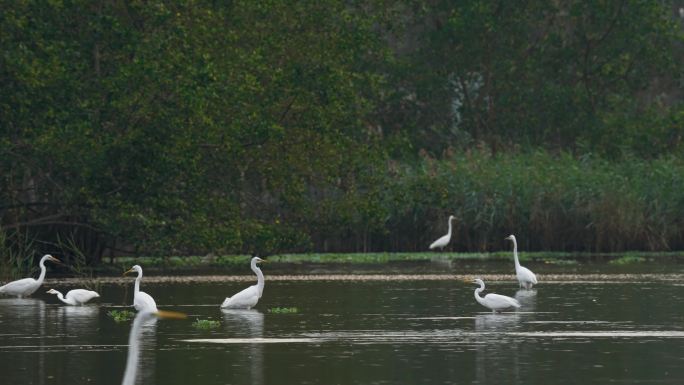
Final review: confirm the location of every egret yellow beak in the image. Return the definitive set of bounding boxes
[123,268,134,276]
[49,256,62,264]
[155,310,187,320]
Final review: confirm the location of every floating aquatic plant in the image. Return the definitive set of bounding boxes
[268,307,298,314]
[192,319,221,330]
[107,309,135,322]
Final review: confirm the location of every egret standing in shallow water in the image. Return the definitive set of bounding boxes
[473,278,521,313]
[46,288,100,305]
[429,215,456,250]
[221,257,266,309]
[0,254,61,298]
[124,265,157,312]
[505,234,538,289]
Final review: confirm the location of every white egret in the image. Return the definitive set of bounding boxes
[221,257,266,309]
[0,254,61,298]
[505,234,538,289]
[46,288,100,305]
[123,265,157,312]
[429,215,456,250]
[473,278,521,313]
[122,309,186,385]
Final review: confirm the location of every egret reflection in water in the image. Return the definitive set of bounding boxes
[221,309,265,385]
[221,309,264,336]
[0,298,48,383]
[515,289,537,310]
[475,312,525,384]
[0,297,47,333]
[53,304,99,336]
[122,310,186,385]
[474,312,522,332]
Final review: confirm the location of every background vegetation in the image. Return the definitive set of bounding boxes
[1,1,683,271]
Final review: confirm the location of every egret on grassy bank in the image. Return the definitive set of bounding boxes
[221,257,266,309]
[429,215,456,250]
[123,265,157,312]
[0,255,61,298]
[505,235,538,289]
[47,288,100,305]
[473,278,521,313]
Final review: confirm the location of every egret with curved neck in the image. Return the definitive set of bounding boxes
[473,278,521,313]
[47,288,100,305]
[124,265,157,312]
[0,254,61,298]
[505,235,538,289]
[221,257,266,309]
[429,215,456,250]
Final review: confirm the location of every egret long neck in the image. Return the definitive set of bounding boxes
[54,290,70,305]
[474,285,485,305]
[512,239,521,268]
[447,218,453,236]
[252,260,265,297]
[134,273,142,296]
[36,257,48,284]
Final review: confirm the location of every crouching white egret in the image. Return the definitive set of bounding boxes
[122,309,186,385]
[221,257,266,309]
[124,265,157,312]
[429,215,456,250]
[47,288,100,305]
[505,235,538,289]
[473,278,521,313]
[0,254,61,298]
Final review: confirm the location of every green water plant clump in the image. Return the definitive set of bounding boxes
[268,307,299,314]
[107,310,135,322]
[192,319,221,330]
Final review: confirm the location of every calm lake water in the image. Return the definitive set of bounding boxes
[1,268,684,385]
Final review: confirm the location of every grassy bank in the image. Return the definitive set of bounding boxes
[101,251,684,271]
[0,251,673,281]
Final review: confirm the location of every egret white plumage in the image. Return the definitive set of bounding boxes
[0,254,61,298]
[122,309,186,385]
[46,288,100,305]
[221,257,266,309]
[505,234,538,289]
[123,265,157,312]
[473,278,521,313]
[429,215,456,250]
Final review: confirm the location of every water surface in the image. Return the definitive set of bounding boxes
[1,272,683,384]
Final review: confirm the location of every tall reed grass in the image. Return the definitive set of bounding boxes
[378,150,684,252]
[0,230,38,280]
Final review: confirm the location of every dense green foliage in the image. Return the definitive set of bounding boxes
[1,1,682,271]
[383,1,681,156]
